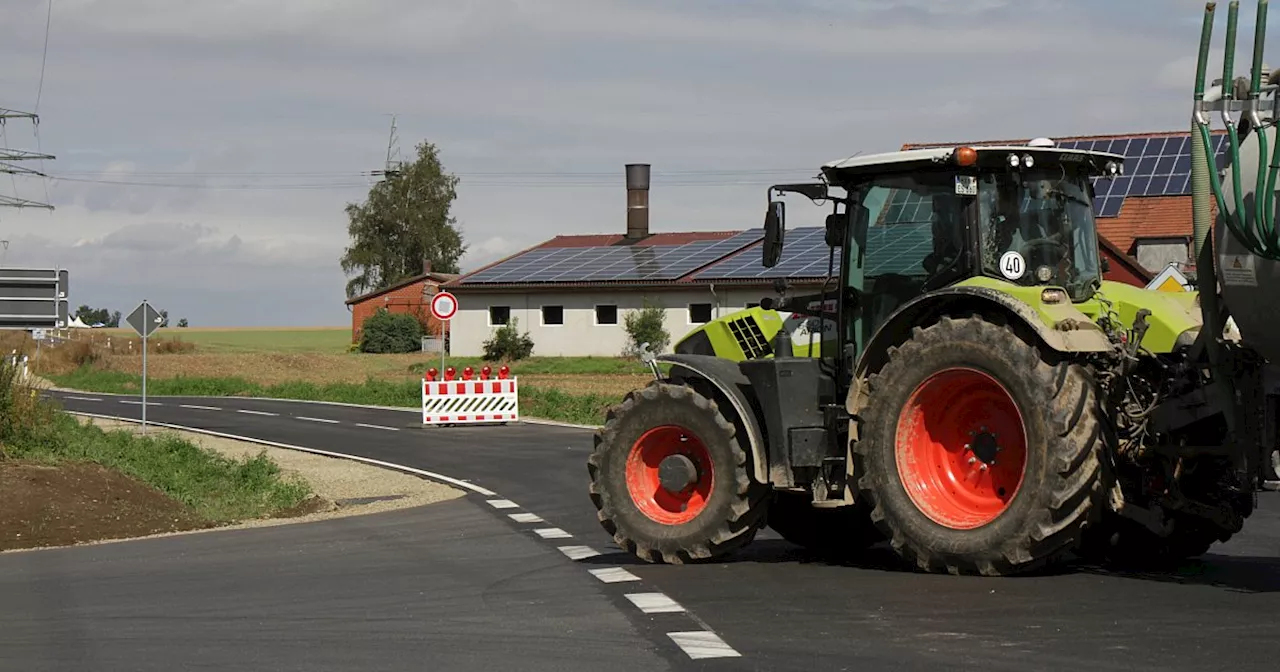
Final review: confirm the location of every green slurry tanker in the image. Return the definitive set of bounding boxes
[586,0,1280,576]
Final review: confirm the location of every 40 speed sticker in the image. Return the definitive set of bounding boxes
[999,251,1026,280]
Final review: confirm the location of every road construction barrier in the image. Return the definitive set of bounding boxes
[422,365,518,425]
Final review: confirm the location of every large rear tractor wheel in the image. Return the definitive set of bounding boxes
[852,315,1107,576]
[767,491,882,558]
[587,381,770,563]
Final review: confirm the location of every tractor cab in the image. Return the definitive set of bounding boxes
[759,142,1125,368]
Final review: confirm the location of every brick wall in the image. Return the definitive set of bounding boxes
[350,279,445,344]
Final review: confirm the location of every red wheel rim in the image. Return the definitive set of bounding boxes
[895,367,1028,530]
[625,425,714,525]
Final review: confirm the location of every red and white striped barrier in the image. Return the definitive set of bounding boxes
[422,366,519,425]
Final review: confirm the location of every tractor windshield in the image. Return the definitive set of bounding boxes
[977,169,1102,301]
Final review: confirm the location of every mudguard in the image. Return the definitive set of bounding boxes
[848,285,1112,414]
[655,353,770,485]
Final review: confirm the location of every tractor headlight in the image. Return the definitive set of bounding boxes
[1022,154,1035,168]
[1008,153,1021,168]
[1041,288,1067,304]
[1035,265,1053,282]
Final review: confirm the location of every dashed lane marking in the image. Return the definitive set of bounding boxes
[508,512,544,523]
[179,404,222,411]
[296,416,340,424]
[236,409,278,417]
[667,631,742,660]
[354,423,399,431]
[557,545,602,561]
[64,396,101,402]
[486,499,520,509]
[626,593,685,614]
[533,527,572,539]
[588,567,641,583]
[120,400,162,406]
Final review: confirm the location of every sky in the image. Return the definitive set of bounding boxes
[0,0,1260,326]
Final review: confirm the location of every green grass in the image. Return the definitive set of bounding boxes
[9,413,314,523]
[407,356,652,376]
[48,367,619,426]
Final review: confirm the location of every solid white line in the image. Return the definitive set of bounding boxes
[64,396,101,402]
[179,404,222,411]
[508,512,544,523]
[486,499,519,509]
[588,567,641,583]
[667,631,741,660]
[295,416,340,424]
[236,409,278,416]
[533,527,572,539]
[625,592,685,614]
[557,545,601,560]
[354,423,399,431]
[62,411,498,496]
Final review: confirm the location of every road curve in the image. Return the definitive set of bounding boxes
[48,391,1280,672]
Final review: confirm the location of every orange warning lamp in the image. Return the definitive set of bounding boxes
[445,366,457,381]
[462,366,474,380]
[954,146,978,166]
[481,365,492,380]
[498,365,510,379]
[426,367,438,381]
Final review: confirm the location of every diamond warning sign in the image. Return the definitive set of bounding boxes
[1220,254,1259,287]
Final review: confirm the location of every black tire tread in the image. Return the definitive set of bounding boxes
[851,315,1107,576]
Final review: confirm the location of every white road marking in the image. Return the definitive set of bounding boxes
[179,404,222,411]
[61,410,498,496]
[236,409,278,416]
[354,423,399,431]
[667,631,741,660]
[486,499,519,509]
[557,545,601,560]
[64,396,101,402]
[588,567,641,583]
[625,592,685,614]
[533,527,572,539]
[295,416,340,424]
[509,512,544,523]
[120,400,162,406]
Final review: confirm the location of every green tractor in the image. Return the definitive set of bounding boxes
[586,1,1280,576]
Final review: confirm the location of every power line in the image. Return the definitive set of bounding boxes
[35,0,52,114]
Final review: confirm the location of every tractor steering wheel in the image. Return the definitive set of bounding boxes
[1020,237,1069,267]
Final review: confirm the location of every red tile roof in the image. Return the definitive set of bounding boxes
[1100,195,1194,252]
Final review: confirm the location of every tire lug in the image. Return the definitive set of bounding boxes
[980,464,989,472]
[968,456,977,464]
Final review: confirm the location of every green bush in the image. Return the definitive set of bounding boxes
[482,317,534,361]
[623,300,669,356]
[359,308,423,354]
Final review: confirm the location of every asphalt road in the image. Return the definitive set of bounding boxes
[47,391,1280,671]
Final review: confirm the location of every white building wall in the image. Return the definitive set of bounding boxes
[448,286,782,357]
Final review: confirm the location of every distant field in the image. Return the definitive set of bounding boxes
[92,327,351,354]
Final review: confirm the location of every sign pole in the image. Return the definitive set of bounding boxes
[125,298,161,436]
[429,291,458,377]
[142,327,148,435]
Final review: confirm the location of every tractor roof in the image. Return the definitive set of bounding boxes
[820,144,1125,178]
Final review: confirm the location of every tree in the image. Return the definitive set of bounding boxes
[340,141,467,299]
[623,300,670,357]
[74,305,120,327]
[177,318,189,328]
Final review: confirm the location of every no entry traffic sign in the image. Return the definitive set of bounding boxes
[430,291,458,321]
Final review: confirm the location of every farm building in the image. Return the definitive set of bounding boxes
[439,131,1227,358]
[344,264,459,344]
[903,129,1235,283]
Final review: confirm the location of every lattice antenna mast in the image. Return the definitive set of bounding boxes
[0,107,54,210]
[373,113,402,179]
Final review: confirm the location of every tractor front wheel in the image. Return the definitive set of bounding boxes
[588,381,769,563]
[852,315,1107,576]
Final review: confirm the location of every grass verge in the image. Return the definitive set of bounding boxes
[1,361,316,545]
[48,367,620,426]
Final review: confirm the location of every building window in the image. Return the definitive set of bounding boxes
[489,306,510,326]
[595,304,618,325]
[542,305,564,326]
[688,303,713,324]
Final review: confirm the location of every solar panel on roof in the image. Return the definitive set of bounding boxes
[694,227,833,280]
[1057,132,1228,217]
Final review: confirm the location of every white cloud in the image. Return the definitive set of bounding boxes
[0,0,1231,325]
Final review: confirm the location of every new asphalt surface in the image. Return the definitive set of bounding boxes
[41,391,1280,671]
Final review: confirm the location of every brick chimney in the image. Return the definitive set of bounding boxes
[625,163,650,240]
[422,258,432,275]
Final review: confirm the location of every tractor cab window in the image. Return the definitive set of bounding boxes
[977,169,1102,300]
[850,171,973,343]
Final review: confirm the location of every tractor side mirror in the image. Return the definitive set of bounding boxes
[824,213,846,247]
[763,200,786,267]
[1100,256,1110,273]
